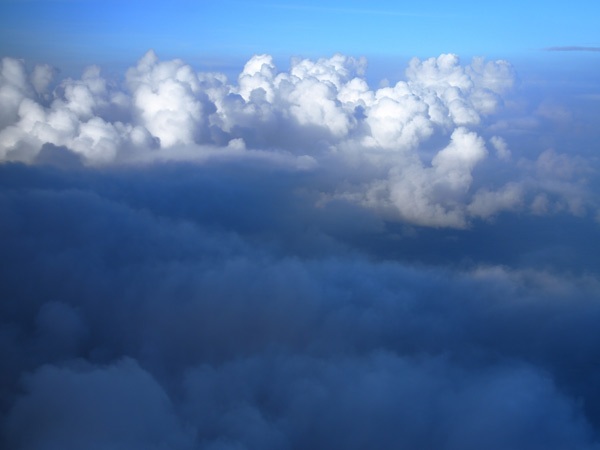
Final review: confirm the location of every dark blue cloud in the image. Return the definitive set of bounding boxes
[4,358,194,450]
[2,161,600,448]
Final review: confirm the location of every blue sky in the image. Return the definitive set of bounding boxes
[1,0,599,73]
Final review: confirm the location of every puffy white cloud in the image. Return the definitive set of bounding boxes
[406,54,514,125]
[0,52,454,161]
[70,117,123,163]
[0,51,512,165]
[0,57,135,162]
[363,90,432,150]
[431,127,488,193]
[289,53,367,89]
[125,50,212,148]
[286,76,352,137]
[2,50,594,228]
[237,53,277,102]
[361,128,488,228]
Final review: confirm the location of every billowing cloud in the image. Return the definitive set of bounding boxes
[0,51,546,228]
[362,127,488,227]
[1,50,594,229]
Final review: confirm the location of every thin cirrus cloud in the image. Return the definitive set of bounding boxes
[544,46,600,52]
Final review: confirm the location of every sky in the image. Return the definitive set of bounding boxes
[1,1,600,449]
[1,0,599,70]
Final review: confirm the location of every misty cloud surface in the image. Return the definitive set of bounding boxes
[2,50,600,449]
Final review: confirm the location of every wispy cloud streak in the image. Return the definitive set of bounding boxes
[544,46,600,52]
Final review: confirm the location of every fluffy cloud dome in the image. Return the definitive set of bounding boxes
[4,50,588,229]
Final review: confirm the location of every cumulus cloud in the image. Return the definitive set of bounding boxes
[405,54,514,125]
[0,51,530,227]
[0,49,598,229]
[125,50,213,148]
[362,127,488,228]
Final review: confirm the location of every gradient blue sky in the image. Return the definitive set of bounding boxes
[1,0,599,75]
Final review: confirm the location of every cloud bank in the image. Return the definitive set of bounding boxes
[3,50,593,228]
[2,50,600,448]
[2,160,600,449]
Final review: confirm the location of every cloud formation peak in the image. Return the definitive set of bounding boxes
[0,51,596,228]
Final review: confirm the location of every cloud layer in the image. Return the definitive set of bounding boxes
[1,50,600,448]
[4,50,591,228]
[1,160,600,449]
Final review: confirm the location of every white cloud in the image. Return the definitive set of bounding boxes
[1,51,513,165]
[237,54,277,102]
[431,127,488,193]
[362,128,488,228]
[286,76,352,137]
[363,89,432,150]
[2,50,594,228]
[125,50,211,148]
[406,54,514,125]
